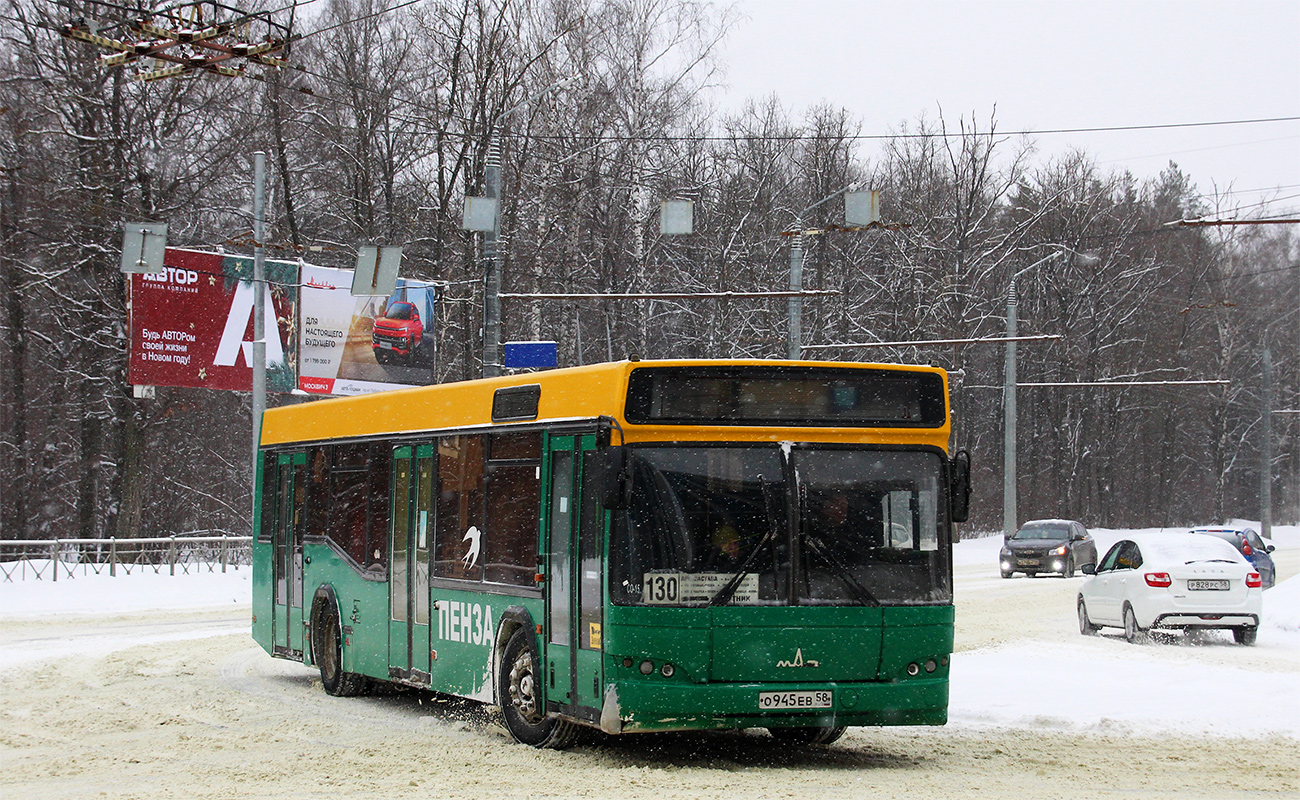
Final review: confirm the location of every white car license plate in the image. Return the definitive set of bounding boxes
[379,342,393,349]
[1187,579,1229,591]
[758,691,832,710]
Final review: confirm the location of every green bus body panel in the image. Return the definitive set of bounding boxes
[598,603,952,732]
[709,606,885,682]
[316,548,388,676]
[879,605,955,681]
[605,675,948,732]
[251,538,273,649]
[427,588,542,701]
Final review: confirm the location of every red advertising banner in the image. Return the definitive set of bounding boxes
[127,248,299,392]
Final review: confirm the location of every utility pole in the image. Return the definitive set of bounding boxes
[482,134,503,378]
[1004,277,1019,538]
[472,77,577,379]
[252,151,267,511]
[1261,345,1272,539]
[787,230,804,360]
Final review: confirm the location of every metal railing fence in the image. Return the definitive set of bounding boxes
[0,536,253,582]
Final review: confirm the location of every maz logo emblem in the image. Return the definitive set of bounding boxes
[776,648,820,668]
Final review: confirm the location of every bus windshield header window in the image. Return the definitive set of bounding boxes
[625,366,945,427]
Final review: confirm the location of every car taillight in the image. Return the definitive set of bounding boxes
[1246,573,1261,588]
[1241,543,1253,555]
[1144,572,1172,587]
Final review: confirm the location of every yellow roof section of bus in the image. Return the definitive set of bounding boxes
[259,359,951,449]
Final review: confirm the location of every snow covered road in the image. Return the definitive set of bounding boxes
[2,529,1297,799]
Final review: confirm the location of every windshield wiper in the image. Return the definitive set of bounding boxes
[800,533,880,607]
[708,476,778,607]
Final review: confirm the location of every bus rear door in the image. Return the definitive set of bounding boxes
[271,451,306,658]
[544,434,605,721]
[389,445,434,683]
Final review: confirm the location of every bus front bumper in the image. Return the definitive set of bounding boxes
[599,677,948,734]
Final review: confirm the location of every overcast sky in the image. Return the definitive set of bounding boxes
[714,0,1300,217]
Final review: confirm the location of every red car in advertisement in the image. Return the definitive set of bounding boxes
[371,300,423,364]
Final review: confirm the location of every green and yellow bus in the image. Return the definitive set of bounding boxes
[253,359,970,747]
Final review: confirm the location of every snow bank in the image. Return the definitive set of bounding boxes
[1265,574,1300,632]
[948,638,1300,738]
[0,565,251,619]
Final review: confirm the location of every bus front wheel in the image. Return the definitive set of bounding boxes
[313,601,368,697]
[499,629,580,749]
[768,725,847,745]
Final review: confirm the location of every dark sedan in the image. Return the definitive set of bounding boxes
[1001,519,1097,578]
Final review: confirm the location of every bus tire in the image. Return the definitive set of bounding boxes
[499,629,580,749]
[313,599,368,697]
[767,725,847,745]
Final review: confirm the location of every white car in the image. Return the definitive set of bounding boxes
[1077,532,1263,645]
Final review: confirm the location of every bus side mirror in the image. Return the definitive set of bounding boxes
[950,450,971,523]
[601,446,631,509]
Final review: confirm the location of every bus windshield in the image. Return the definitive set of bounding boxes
[609,446,951,607]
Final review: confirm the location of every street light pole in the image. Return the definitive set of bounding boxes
[251,151,267,518]
[787,225,804,359]
[478,77,576,378]
[1004,275,1019,537]
[482,133,503,378]
[1262,345,1272,539]
[786,182,867,359]
[1002,246,1095,537]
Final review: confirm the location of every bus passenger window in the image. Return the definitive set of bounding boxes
[484,462,541,587]
[329,468,368,567]
[323,442,390,572]
[258,452,277,543]
[366,443,391,570]
[435,435,485,582]
[304,447,329,538]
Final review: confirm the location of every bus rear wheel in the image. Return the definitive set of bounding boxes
[767,725,847,745]
[313,602,368,697]
[499,629,580,749]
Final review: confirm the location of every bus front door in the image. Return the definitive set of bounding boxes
[545,435,604,720]
[389,445,433,684]
[271,452,306,658]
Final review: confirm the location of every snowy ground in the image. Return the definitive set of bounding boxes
[949,522,1300,739]
[2,526,1298,798]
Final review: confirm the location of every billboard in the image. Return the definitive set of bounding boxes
[128,248,298,392]
[297,264,437,396]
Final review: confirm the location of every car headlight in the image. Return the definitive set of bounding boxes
[1000,547,1012,558]
[1052,545,1069,556]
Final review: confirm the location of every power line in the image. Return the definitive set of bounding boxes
[804,335,1061,350]
[499,289,839,300]
[1167,218,1300,228]
[513,115,1300,144]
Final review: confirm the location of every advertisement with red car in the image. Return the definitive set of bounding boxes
[297,264,437,396]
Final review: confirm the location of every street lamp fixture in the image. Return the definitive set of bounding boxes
[788,182,878,359]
